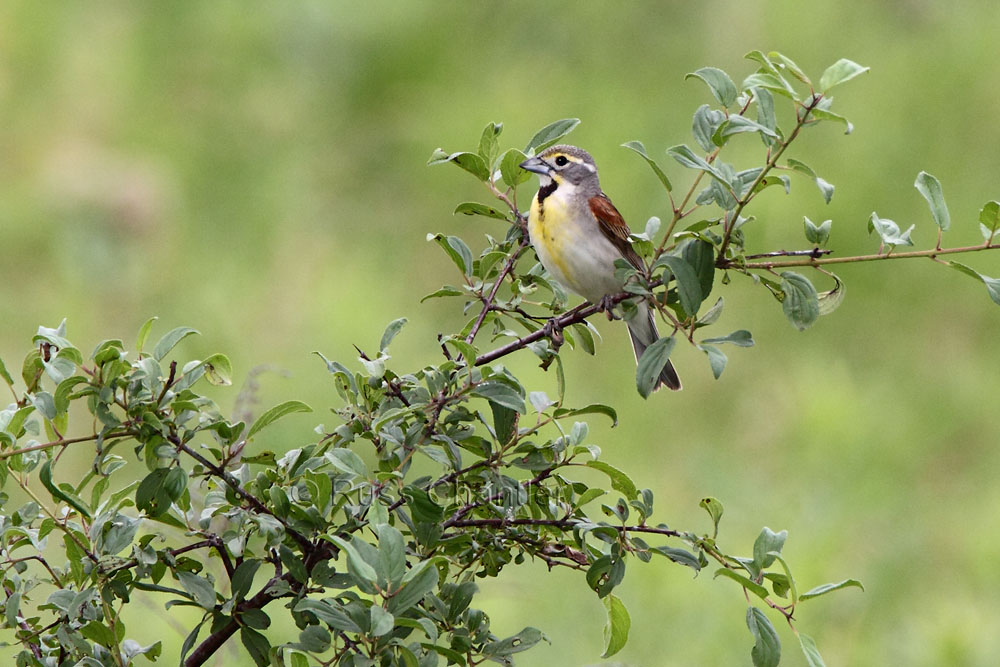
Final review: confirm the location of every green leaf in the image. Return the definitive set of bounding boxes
[370,605,395,637]
[200,353,232,386]
[979,200,1000,241]
[947,262,1000,306]
[500,148,531,187]
[817,273,846,315]
[798,632,827,667]
[478,121,502,165]
[867,212,914,247]
[39,461,91,519]
[799,578,864,601]
[176,571,217,610]
[700,496,724,536]
[803,217,831,245]
[654,255,703,317]
[420,286,464,302]
[152,326,199,362]
[324,535,379,585]
[379,317,408,353]
[136,316,157,355]
[786,159,834,203]
[682,238,716,300]
[231,559,261,601]
[634,336,676,399]
[454,202,509,221]
[621,140,672,192]
[746,606,781,667]
[29,391,56,420]
[914,171,950,231]
[426,149,489,182]
[651,546,702,572]
[294,599,363,633]
[524,118,580,153]
[240,626,271,667]
[586,460,638,501]
[715,569,769,600]
[702,330,754,347]
[245,400,312,441]
[818,58,869,92]
[325,448,369,479]
[552,403,618,427]
[667,144,726,183]
[740,72,797,100]
[471,381,525,413]
[427,233,474,277]
[136,468,174,517]
[769,51,810,85]
[780,272,820,331]
[490,401,518,445]
[700,344,727,379]
[297,625,331,653]
[401,486,444,523]
[0,355,14,390]
[685,67,738,107]
[571,322,597,355]
[388,560,439,614]
[483,627,546,657]
[601,594,631,658]
[809,108,854,134]
[712,115,779,144]
[691,104,727,152]
[752,527,787,571]
[444,338,477,366]
[377,523,406,586]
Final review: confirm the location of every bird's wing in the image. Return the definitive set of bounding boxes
[588,193,644,270]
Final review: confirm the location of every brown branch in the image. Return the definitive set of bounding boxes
[184,541,336,666]
[168,433,312,551]
[716,93,823,262]
[728,240,997,270]
[441,466,556,528]
[465,236,531,345]
[473,294,630,367]
[445,517,681,539]
[0,430,130,460]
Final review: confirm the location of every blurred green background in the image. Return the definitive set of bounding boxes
[2,2,999,665]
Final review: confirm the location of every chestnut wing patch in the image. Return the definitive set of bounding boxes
[588,194,644,270]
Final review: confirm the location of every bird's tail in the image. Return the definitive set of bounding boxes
[625,303,682,391]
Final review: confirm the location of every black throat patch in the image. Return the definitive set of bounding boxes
[537,180,557,205]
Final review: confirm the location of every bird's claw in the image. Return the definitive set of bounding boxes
[597,295,620,321]
[542,318,564,348]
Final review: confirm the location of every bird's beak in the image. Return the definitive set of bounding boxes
[519,156,552,176]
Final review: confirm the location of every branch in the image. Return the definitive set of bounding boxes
[727,240,998,270]
[465,235,531,345]
[184,541,336,667]
[169,433,312,551]
[0,430,130,460]
[445,517,681,539]
[473,297,620,367]
[716,93,823,262]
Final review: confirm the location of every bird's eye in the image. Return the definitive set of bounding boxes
[554,155,569,167]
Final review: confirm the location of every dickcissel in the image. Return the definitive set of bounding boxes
[520,145,681,391]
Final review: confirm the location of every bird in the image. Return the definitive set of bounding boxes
[519,144,681,391]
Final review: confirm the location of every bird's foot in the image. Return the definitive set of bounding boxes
[542,317,564,348]
[596,294,620,321]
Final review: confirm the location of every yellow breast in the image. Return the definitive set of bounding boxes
[528,193,573,281]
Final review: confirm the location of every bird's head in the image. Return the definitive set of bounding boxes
[520,144,601,194]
